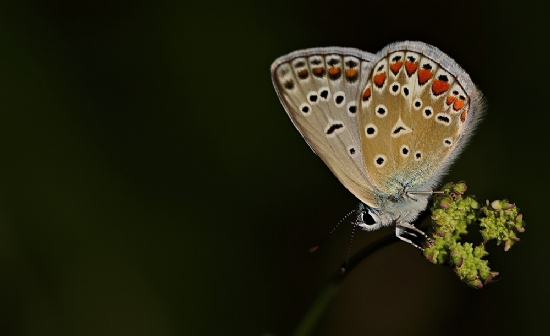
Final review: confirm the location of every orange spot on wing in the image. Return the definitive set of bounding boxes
[432,79,450,95]
[373,73,386,88]
[446,96,457,105]
[405,61,418,76]
[453,99,465,111]
[362,87,371,101]
[297,69,308,79]
[460,110,467,122]
[390,61,402,75]
[328,67,340,76]
[418,69,433,85]
[345,69,357,78]
[313,67,324,75]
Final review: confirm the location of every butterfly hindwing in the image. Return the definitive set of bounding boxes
[359,42,483,196]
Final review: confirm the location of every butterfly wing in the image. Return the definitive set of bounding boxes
[271,47,381,206]
[359,41,484,196]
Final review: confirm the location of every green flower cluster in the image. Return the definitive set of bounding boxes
[423,182,525,288]
[480,200,525,251]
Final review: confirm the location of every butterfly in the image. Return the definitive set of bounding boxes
[271,41,484,249]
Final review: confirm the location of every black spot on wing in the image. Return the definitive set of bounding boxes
[345,60,358,67]
[326,123,343,135]
[393,126,405,135]
[437,115,450,123]
[283,80,294,90]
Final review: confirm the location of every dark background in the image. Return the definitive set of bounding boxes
[0,0,546,335]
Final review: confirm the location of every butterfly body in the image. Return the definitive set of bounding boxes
[271,41,483,247]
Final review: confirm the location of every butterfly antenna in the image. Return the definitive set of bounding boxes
[341,223,357,273]
[408,190,445,195]
[309,209,356,253]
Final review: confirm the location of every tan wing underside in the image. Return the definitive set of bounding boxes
[272,51,381,206]
[359,51,471,196]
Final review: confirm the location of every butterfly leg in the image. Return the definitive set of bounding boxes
[395,226,424,250]
[399,222,432,242]
[395,223,432,250]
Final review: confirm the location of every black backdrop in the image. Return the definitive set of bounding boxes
[0,0,546,335]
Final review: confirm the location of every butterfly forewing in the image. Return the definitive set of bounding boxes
[271,48,381,206]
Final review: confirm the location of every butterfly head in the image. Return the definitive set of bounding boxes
[356,187,431,231]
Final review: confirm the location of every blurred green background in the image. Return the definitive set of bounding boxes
[0,0,546,335]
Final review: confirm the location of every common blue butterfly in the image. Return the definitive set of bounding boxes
[271,41,483,249]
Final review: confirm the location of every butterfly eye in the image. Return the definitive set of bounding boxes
[360,209,379,225]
